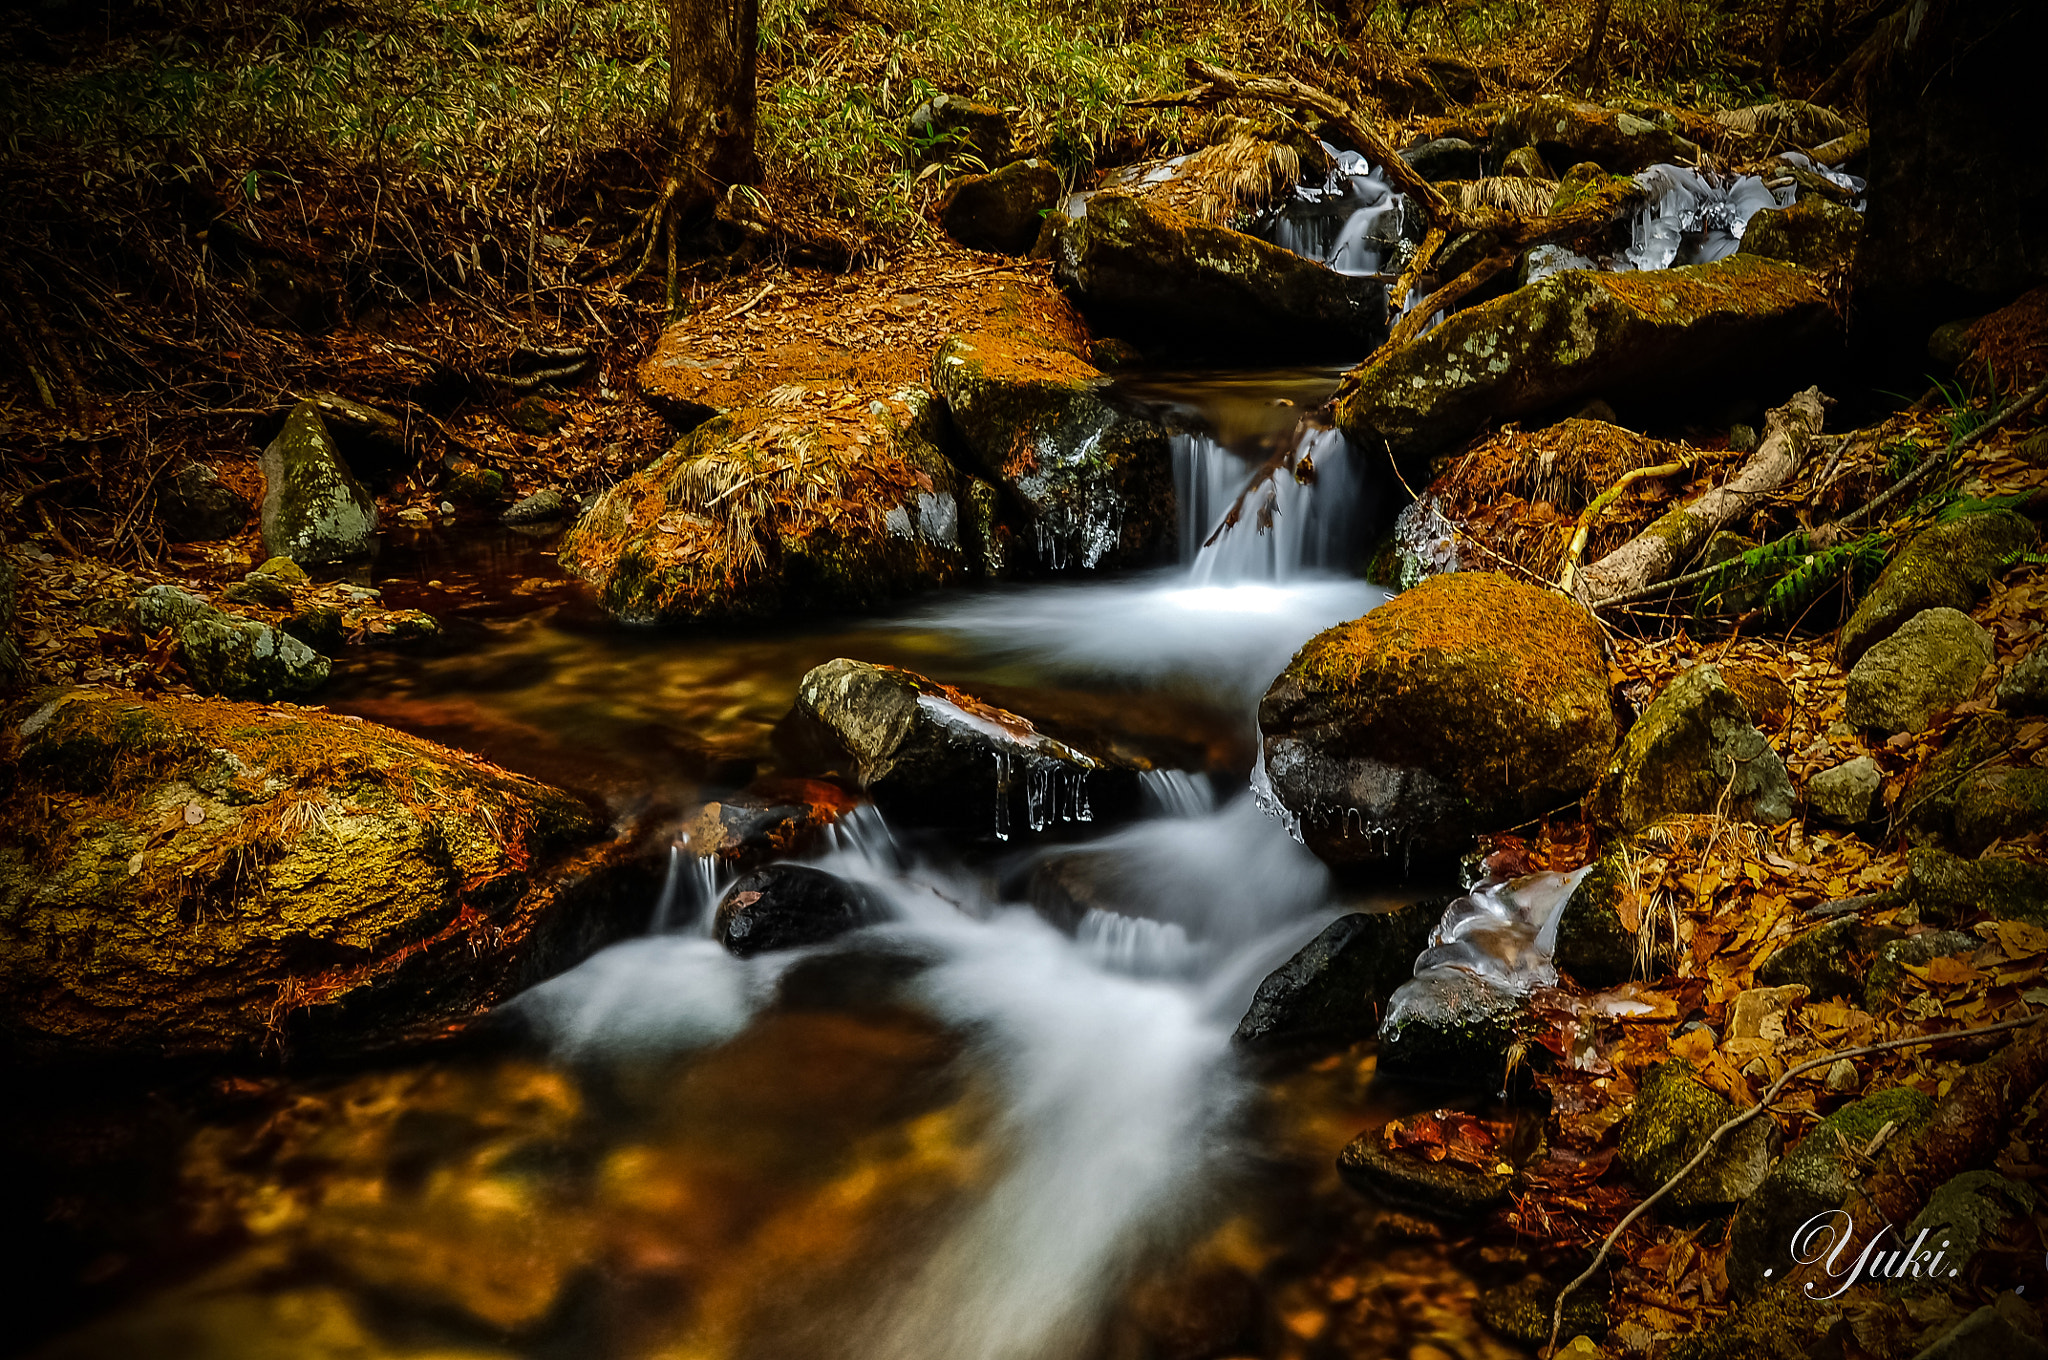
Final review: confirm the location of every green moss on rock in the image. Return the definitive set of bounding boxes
[1618,1060,1780,1212]
[1592,664,1795,832]
[259,400,379,564]
[1839,511,2034,667]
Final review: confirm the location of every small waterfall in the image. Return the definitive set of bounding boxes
[1138,769,1216,818]
[1253,144,1405,277]
[1076,908,1203,978]
[1175,424,1366,583]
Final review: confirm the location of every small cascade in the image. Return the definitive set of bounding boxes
[648,843,682,933]
[1176,424,1366,583]
[1253,144,1406,277]
[1075,908,1203,978]
[824,803,899,867]
[1138,769,1216,818]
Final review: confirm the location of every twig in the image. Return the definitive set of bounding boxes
[1543,1012,2041,1357]
[1556,456,1693,594]
[1821,371,2048,539]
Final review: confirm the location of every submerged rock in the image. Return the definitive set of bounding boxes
[1258,572,1616,866]
[1337,1120,1515,1218]
[259,399,379,563]
[501,486,574,524]
[932,327,1174,571]
[1049,191,1388,358]
[1845,607,1995,735]
[0,689,600,1057]
[158,462,253,542]
[1591,664,1794,832]
[683,777,865,874]
[1839,511,2034,668]
[1230,901,1441,1053]
[559,383,967,624]
[1618,1060,1780,1212]
[715,863,886,958]
[1495,96,1701,173]
[1332,255,1835,468]
[939,158,1062,255]
[791,658,1139,837]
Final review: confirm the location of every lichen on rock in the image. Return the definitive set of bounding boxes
[1591,664,1795,832]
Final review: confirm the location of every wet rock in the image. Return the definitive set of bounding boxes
[1495,95,1702,173]
[179,611,330,700]
[1375,967,1530,1086]
[1332,255,1835,468]
[1477,1276,1608,1347]
[559,384,966,623]
[1912,1300,2048,1360]
[502,487,573,524]
[1905,1172,2038,1282]
[285,602,347,651]
[791,658,1138,837]
[1618,1061,1780,1212]
[132,582,214,633]
[683,777,864,873]
[1725,1085,1935,1293]
[1901,847,2048,928]
[906,93,1011,166]
[1258,572,1617,867]
[1049,191,1389,358]
[1337,1120,1515,1217]
[0,688,599,1057]
[938,158,1061,255]
[932,328,1173,572]
[1737,197,1865,272]
[1230,901,1442,1053]
[1554,845,1641,989]
[1756,916,1900,1000]
[1591,664,1794,832]
[1953,766,2048,856]
[157,462,253,541]
[1839,511,2034,667]
[715,863,886,958]
[444,456,507,504]
[1999,647,2048,714]
[223,572,294,609]
[301,391,410,480]
[259,399,379,563]
[1865,930,1981,1010]
[1845,607,1995,735]
[1808,754,1882,825]
[1401,137,1481,181]
[1499,145,1553,180]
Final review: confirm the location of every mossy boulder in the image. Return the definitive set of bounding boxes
[1901,847,2048,928]
[1476,1276,1608,1347]
[906,93,1011,167]
[1401,137,1481,181]
[1756,915,1902,1000]
[1808,754,1882,825]
[1725,1086,1936,1294]
[1592,664,1795,832]
[1900,713,2014,848]
[1618,1060,1780,1212]
[259,400,379,564]
[1903,1171,2037,1280]
[1737,197,1866,272]
[938,158,1061,255]
[1049,191,1389,358]
[158,462,254,542]
[714,863,887,958]
[1230,900,1442,1054]
[1952,766,2048,855]
[1257,572,1617,867]
[1845,607,1995,735]
[132,584,329,701]
[1839,511,2035,668]
[1496,95,1701,172]
[1337,1119,1515,1218]
[1999,646,2048,714]
[1554,843,1642,988]
[933,327,1174,572]
[1332,255,1836,468]
[558,383,967,624]
[0,688,602,1058]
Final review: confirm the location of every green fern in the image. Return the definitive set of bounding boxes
[1698,533,1809,613]
[2001,547,2048,571]
[1760,535,1890,623]
[1933,490,2034,522]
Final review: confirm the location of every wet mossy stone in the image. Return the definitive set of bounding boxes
[502,487,573,525]
[1953,766,2048,855]
[1737,197,1865,273]
[1998,646,2048,714]
[1332,254,1835,469]
[179,611,330,701]
[1756,915,1902,1000]
[714,863,887,958]
[223,573,294,610]
[558,384,967,624]
[938,158,1062,255]
[1903,1171,2038,1280]
[1375,967,1531,1086]
[1476,1276,1608,1346]
[285,602,347,652]
[1499,145,1554,180]
[1591,664,1794,833]
[1865,929,1981,1010]
[1337,1120,1515,1218]
[133,583,214,633]
[1400,136,1481,182]
[1900,713,2015,849]
[1555,844,1640,988]
[1049,191,1390,359]
[259,400,379,564]
[1496,95,1702,172]
[1725,1085,1935,1294]
[1839,511,2034,668]
[1846,607,1995,735]
[1258,572,1618,868]
[158,462,253,542]
[932,328,1173,573]
[1231,900,1443,1054]
[1902,847,2048,928]
[1618,1060,1780,1213]
[1808,754,1882,826]
[906,93,1011,167]
[0,688,599,1058]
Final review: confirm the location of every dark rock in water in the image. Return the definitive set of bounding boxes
[302,391,411,482]
[906,93,1012,167]
[1332,255,1835,468]
[1495,95,1701,173]
[791,658,1139,838]
[1554,847,1640,989]
[1477,1276,1608,1347]
[1231,902,1441,1053]
[2000,647,2048,714]
[1049,191,1388,359]
[1018,849,1122,931]
[1375,967,1530,1086]
[1737,197,1864,273]
[683,777,866,874]
[1756,915,1900,1001]
[1839,511,2034,668]
[1865,930,1980,1011]
[715,864,885,958]
[260,400,380,564]
[285,602,347,652]
[501,486,573,525]
[932,326,1174,572]
[158,462,253,542]
[772,940,935,1011]
[1337,1120,1515,1217]
[1258,572,1616,867]
[1400,136,1481,182]
[1591,664,1794,832]
[1725,1085,1934,1294]
[1619,1061,1779,1212]
[1845,607,1994,735]
[939,158,1061,255]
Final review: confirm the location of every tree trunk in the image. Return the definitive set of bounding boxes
[661,0,760,309]
[1575,0,1616,92]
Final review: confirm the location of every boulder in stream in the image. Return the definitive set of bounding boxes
[0,688,605,1057]
[1257,572,1617,866]
[259,399,380,563]
[1736,197,1865,273]
[1337,1119,1516,1218]
[1230,901,1442,1054]
[715,863,887,958]
[1590,664,1794,832]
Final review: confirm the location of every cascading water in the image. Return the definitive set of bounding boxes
[1253,144,1406,277]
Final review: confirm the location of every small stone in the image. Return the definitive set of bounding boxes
[1337,1120,1515,1218]
[183,802,205,826]
[158,462,253,541]
[439,501,456,516]
[1618,1061,1779,1211]
[1865,930,1980,1010]
[1809,754,1882,825]
[1399,136,1482,182]
[1825,1058,1858,1091]
[905,93,1011,167]
[503,394,567,435]
[223,574,295,610]
[714,864,885,958]
[1591,663,1795,831]
[1999,647,2048,715]
[250,556,308,584]
[501,487,572,525]
[1845,607,1995,735]
[1727,983,1807,1041]
[1728,423,1760,453]
[1500,145,1553,179]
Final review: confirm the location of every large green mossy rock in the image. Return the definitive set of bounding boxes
[1332,255,1835,467]
[0,689,600,1058]
[1258,572,1617,867]
[1846,606,1995,735]
[132,584,329,701]
[1738,197,1866,273]
[259,401,379,563]
[1049,191,1389,357]
[1618,1060,1780,1212]
[1495,95,1701,172]
[1725,1086,1935,1294]
[933,327,1173,572]
[1592,664,1794,832]
[1839,511,2034,667]
[560,383,968,624]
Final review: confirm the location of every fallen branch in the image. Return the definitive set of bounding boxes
[1383,249,1515,351]
[1544,1013,2043,1357]
[1556,456,1693,594]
